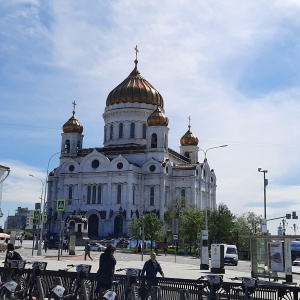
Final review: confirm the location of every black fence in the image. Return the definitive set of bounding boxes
[0,267,300,300]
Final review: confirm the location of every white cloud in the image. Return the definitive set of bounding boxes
[2,0,300,234]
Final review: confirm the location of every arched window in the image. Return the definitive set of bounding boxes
[164,134,167,149]
[143,123,147,139]
[119,123,123,138]
[132,186,135,205]
[68,186,73,205]
[151,133,157,148]
[150,187,155,206]
[130,122,135,138]
[110,124,114,140]
[87,186,91,204]
[65,140,70,153]
[92,186,97,204]
[181,189,186,198]
[117,185,122,204]
[77,141,81,151]
[97,185,102,204]
[104,125,107,143]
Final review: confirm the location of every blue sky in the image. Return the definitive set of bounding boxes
[1,0,300,234]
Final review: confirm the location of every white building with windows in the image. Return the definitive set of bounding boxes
[46,56,217,239]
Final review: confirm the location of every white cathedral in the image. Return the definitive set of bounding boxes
[46,54,217,239]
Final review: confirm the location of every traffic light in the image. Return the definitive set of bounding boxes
[286,213,291,219]
[292,211,298,219]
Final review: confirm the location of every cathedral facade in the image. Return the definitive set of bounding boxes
[46,56,217,239]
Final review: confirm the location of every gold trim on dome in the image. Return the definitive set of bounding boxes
[147,107,169,126]
[62,101,83,133]
[180,117,199,146]
[106,50,164,107]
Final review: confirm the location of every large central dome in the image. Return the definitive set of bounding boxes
[106,60,164,108]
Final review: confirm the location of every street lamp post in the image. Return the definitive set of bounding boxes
[29,174,45,250]
[199,144,228,270]
[200,145,228,231]
[258,168,268,221]
[37,151,61,256]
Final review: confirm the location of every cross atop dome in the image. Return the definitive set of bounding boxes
[134,45,139,67]
[72,100,76,117]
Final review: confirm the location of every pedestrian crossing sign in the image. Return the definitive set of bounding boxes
[43,214,47,222]
[33,210,40,220]
[56,198,66,211]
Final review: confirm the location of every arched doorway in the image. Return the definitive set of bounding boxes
[88,214,99,238]
[114,215,123,237]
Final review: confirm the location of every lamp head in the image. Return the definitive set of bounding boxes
[258,168,261,172]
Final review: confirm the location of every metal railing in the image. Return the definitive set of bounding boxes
[0,267,299,299]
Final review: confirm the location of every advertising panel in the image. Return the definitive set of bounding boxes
[268,242,284,272]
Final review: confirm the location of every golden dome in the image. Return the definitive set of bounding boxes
[180,125,199,146]
[106,60,164,108]
[147,107,169,126]
[63,102,83,133]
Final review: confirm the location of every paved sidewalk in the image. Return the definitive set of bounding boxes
[1,245,300,286]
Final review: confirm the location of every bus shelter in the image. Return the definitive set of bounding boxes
[248,235,300,283]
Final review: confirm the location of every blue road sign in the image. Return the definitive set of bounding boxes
[173,234,178,242]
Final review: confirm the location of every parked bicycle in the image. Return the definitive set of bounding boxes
[98,281,119,300]
[47,264,92,300]
[116,268,141,300]
[197,275,225,300]
[140,276,162,300]
[26,261,48,300]
[0,260,27,300]
[231,277,258,300]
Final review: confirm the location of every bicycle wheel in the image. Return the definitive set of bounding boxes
[131,285,139,300]
[29,278,47,300]
[72,280,92,300]
[13,276,26,299]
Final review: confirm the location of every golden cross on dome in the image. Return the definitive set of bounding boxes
[134,45,139,61]
[72,100,76,116]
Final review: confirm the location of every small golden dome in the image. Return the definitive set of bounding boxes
[63,101,83,133]
[147,107,169,126]
[180,125,199,146]
[106,60,164,107]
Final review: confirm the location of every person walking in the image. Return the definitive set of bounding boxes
[44,239,49,253]
[96,244,116,297]
[163,246,168,256]
[84,241,93,261]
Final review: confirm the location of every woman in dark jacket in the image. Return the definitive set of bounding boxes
[96,244,116,296]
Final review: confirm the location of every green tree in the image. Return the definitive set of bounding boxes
[129,218,142,245]
[164,195,187,229]
[144,213,164,249]
[233,211,262,250]
[179,207,205,251]
[208,203,235,244]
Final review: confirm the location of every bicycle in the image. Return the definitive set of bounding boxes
[98,281,120,300]
[26,261,48,300]
[197,275,225,300]
[140,276,162,300]
[47,264,92,300]
[231,277,258,300]
[116,268,141,300]
[0,260,27,300]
